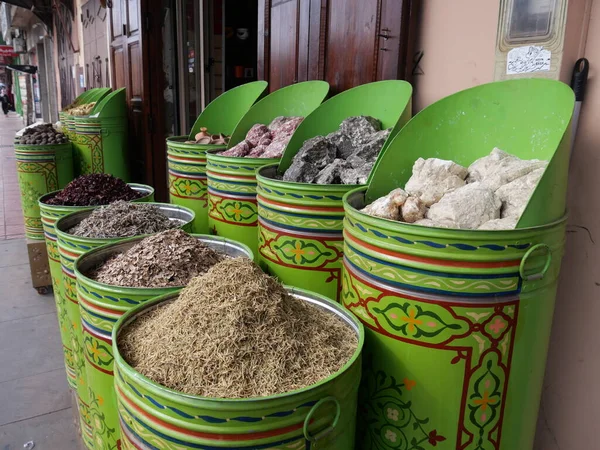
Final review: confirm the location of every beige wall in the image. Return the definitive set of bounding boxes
[412,0,499,112]
[413,1,600,449]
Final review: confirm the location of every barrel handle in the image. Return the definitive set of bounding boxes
[303,396,341,443]
[519,243,552,281]
[101,128,111,137]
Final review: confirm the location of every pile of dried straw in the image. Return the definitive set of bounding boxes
[119,258,357,398]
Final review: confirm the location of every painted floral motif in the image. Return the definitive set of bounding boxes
[90,389,119,450]
[222,200,257,223]
[78,132,104,174]
[170,176,208,206]
[359,356,446,450]
[85,335,114,368]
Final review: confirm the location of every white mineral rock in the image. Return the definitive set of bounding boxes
[427,182,501,230]
[496,168,545,219]
[401,196,427,223]
[414,218,454,228]
[478,217,519,230]
[405,157,468,206]
[468,148,547,191]
[361,188,408,221]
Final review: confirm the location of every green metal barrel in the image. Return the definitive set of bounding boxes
[14,142,74,240]
[112,287,363,450]
[343,187,566,450]
[167,81,268,234]
[38,183,153,449]
[55,202,190,450]
[63,114,77,142]
[75,235,253,450]
[73,88,129,180]
[167,138,226,234]
[206,81,329,256]
[256,81,412,302]
[73,116,129,179]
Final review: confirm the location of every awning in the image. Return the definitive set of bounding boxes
[0,0,75,30]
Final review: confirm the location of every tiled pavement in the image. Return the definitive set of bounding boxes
[0,113,80,449]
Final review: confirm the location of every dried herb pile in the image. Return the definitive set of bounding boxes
[93,229,224,287]
[68,201,182,238]
[45,174,144,206]
[119,258,357,398]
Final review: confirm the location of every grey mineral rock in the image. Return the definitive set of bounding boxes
[314,159,345,184]
[496,167,545,219]
[401,196,427,223]
[361,188,408,221]
[426,182,501,230]
[348,128,391,164]
[340,116,381,144]
[327,130,356,160]
[477,217,519,230]
[467,147,548,191]
[283,136,337,182]
[282,160,320,183]
[340,161,374,185]
[405,157,469,206]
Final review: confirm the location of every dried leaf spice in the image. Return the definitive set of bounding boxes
[92,229,224,287]
[68,201,182,238]
[45,174,144,206]
[119,258,358,398]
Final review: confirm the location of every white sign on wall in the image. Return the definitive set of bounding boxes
[506,46,551,75]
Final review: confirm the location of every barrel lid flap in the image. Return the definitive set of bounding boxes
[188,81,268,139]
[277,80,413,173]
[226,81,330,149]
[91,88,127,117]
[366,78,575,228]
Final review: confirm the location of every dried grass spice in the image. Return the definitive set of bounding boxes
[92,229,224,287]
[45,174,143,206]
[68,201,182,238]
[119,258,357,398]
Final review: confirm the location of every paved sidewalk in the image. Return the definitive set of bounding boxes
[0,113,80,449]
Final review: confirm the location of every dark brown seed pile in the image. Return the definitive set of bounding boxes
[92,229,225,287]
[15,123,69,145]
[68,201,182,238]
[119,258,358,398]
[44,174,144,206]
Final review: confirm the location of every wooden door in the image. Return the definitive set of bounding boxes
[55,3,77,107]
[258,0,414,93]
[109,0,168,200]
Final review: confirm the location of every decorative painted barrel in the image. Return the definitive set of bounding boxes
[206,81,330,256]
[55,202,191,450]
[167,138,226,234]
[63,114,77,142]
[14,142,74,239]
[112,286,363,450]
[342,187,566,450]
[73,117,128,180]
[75,235,253,450]
[206,152,278,257]
[38,184,154,449]
[256,164,351,301]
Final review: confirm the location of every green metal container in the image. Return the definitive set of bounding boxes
[112,286,363,450]
[14,142,74,240]
[256,81,413,301]
[342,187,566,450]
[55,201,189,450]
[75,235,253,450]
[167,81,268,234]
[73,89,129,179]
[38,184,154,449]
[206,81,329,257]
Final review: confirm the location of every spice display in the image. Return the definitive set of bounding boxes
[66,102,96,116]
[219,116,303,158]
[68,201,181,238]
[283,116,391,184]
[184,127,230,145]
[93,229,224,287]
[14,123,69,146]
[118,257,357,398]
[361,148,548,230]
[44,174,144,206]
